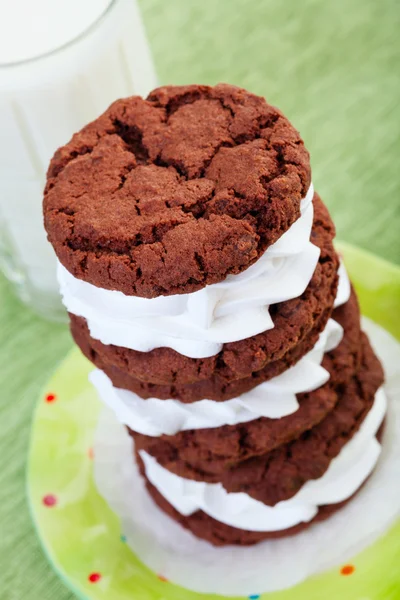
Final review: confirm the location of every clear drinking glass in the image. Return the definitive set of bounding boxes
[0,0,157,320]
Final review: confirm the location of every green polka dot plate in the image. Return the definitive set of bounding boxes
[28,242,400,600]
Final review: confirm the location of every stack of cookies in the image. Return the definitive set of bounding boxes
[43,84,386,546]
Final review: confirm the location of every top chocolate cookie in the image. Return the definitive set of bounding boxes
[44,84,311,297]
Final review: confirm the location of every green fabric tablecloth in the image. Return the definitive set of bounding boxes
[0,1,399,598]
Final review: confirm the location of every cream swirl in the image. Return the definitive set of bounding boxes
[58,184,319,359]
[90,319,343,436]
[140,387,387,532]
[89,265,350,436]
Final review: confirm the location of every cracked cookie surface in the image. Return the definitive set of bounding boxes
[44,84,311,297]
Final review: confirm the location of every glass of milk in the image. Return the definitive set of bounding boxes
[0,0,157,320]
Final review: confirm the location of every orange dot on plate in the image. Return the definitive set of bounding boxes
[158,574,168,582]
[88,572,101,583]
[45,393,57,403]
[340,564,355,576]
[88,447,94,459]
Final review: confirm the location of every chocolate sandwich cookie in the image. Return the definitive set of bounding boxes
[44,84,311,297]
[128,313,365,472]
[70,195,339,390]
[140,454,382,546]
[132,333,384,506]
[71,300,332,401]
[76,285,360,404]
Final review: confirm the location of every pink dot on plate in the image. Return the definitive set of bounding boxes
[45,393,57,403]
[88,447,94,460]
[43,494,57,507]
[88,572,101,583]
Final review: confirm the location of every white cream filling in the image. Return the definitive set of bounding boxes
[58,184,321,358]
[90,319,342,436]
[89,263,350,437]
[140,387,387,532]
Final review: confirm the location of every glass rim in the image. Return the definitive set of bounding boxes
[0,0,118,69]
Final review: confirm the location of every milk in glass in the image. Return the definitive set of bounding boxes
[0,0,157,318]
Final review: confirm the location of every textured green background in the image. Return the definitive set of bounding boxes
[0,1,399,598]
